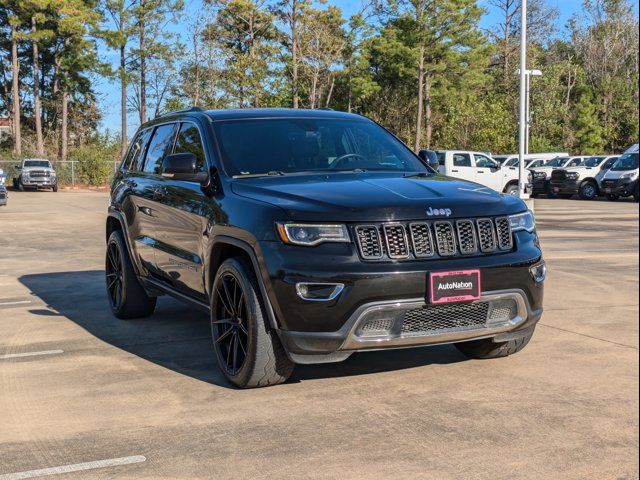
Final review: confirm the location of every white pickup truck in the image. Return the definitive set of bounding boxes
[435,150,525,195]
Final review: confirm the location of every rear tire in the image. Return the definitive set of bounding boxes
[455,328,535,359]
[105,230,157,319]
[210,257,294,388]
[579,181,597,200]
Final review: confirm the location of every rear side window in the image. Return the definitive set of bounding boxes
[453,153,472,167]
[143,123,178,174]
[437,152,445,165]
[174,123,206,173]
[123,129,152,171]
[568,158,581,167]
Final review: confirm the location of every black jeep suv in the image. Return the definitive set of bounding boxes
[106,108,545,388]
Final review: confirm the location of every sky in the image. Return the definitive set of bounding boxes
[95,0,636,136]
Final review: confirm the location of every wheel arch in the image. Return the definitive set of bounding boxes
[206,236,279,329]
[503,180,519,193]
[106,210,145,277]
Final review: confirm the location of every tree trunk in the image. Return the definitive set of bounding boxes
[424,76,432,149]
[60,89,68,160]
[325,75,336,108]
[414,45,425,152]
[120,43,128,157]
[139,10,146,124]
[291,0,299,109]
[11,25,21,155]
[32,16,44,155]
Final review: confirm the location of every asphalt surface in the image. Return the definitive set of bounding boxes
[0,191,638,480]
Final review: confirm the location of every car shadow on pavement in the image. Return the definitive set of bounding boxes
[19,270,466,389]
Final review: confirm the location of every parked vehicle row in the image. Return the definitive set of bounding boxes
[599,145,639,202]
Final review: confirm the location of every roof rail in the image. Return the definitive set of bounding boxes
[157,106,204,118]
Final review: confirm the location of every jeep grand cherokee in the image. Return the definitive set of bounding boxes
[106,108,545,388]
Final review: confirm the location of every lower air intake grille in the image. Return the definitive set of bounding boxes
[401,302,490,335]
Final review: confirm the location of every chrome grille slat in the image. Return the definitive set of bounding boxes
[383,224,410,259]
[455,220,477,255]
[409,223,435,258]
[433,221,457,257]
[495,217,513,250]
[476,218,497,253]
[355,225,383,259]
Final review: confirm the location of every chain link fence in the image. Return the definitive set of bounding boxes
[0,160,120,187]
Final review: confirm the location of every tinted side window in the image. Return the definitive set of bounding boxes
[143,123,178,174]
[453,153,472,167]
[568,159,581,167]
[437,152,445,165]
[123,129,152,171]
[174,123,206,173]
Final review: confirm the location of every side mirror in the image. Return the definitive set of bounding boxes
[418,150,439,171]
[161,153,208,183]
[15,165,22,170]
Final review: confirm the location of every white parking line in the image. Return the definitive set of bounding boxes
[0,301,32,307]
[0,456,146,480]
[0,350,64,360]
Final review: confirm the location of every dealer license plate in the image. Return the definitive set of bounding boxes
[429,270,481,304]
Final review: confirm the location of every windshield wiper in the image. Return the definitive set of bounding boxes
[233,171,286,179]
[403,171,433,178]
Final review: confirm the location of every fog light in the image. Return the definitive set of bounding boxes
[296,283,344,302]
[530,262,546,283]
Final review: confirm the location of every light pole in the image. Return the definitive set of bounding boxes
[517,0,527,198]
[525,69,542,154]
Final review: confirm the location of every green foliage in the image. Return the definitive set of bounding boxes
[70,135,120,185]
[574,87,605,154]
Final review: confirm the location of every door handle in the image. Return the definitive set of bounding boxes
[477,170,485,174]
[452,169,459,173]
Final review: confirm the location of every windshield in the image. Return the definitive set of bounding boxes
[214,118,428,176]
[611,153,639,171]
[580,156,605,167]
[545,157,568,167]
[24,160,51,168]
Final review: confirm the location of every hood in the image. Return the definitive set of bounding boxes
[231,172,526,222]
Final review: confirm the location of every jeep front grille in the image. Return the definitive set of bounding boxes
[355,217,513,261]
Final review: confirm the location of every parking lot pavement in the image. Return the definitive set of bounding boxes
[0,191,638,480]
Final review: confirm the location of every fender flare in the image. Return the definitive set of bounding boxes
[206,235,280,330]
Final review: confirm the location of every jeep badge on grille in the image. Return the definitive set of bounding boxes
[427,207,452,217]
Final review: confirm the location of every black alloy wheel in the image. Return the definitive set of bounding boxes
[212,272,249,376]
[105,230,156,319]
[106,241,124,310]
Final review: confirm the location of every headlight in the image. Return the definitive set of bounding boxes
[276,223,350,246]
[621,171,638,180]
[567,172,579,179]
[533,171,547,179]
[509,211,535,233]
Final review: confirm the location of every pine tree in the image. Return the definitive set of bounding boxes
[574,88,604,154]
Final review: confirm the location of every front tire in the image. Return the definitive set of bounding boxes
[504,184,519,196]
[210,257,294,388]
[52,183,58,192]
[579,181,597,200]
[105,230,157,319]
[455,328,535,359]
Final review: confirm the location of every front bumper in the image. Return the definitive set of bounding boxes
[550,178,579,195]
[600,178,637,196]
[531,177,548,194]
[22,177,57,187]
[258,230,544,363]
